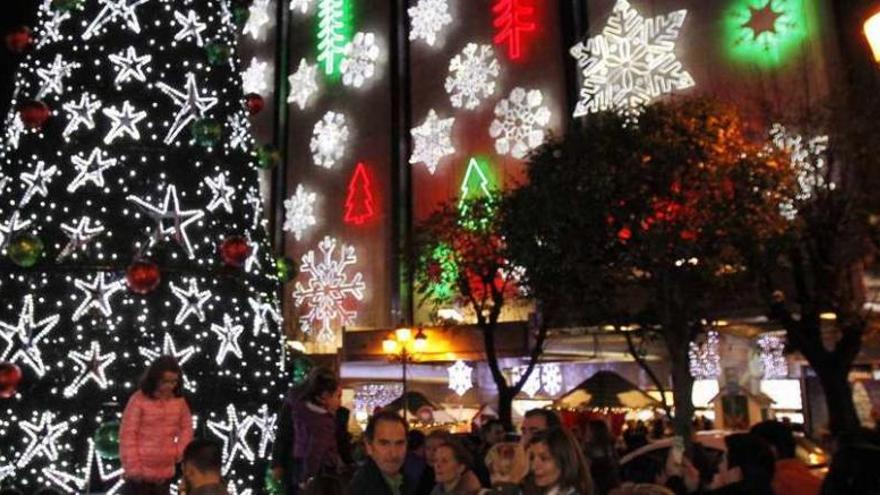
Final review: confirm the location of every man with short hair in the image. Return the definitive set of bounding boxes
[349,411,410,495]
[481,419,506,449]
[521,408,561,446]
[180,439,228,495]
[750,420,821,495]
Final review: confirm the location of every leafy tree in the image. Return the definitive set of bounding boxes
[504,98,793,441]
[413,198,546,429]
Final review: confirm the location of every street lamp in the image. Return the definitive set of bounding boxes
[866,9,880,62]
[383,326,428,422]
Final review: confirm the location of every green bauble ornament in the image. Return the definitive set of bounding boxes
[265,466,283,495]
[205,42,231,65]
[291,356,313,386]
[51,0,82,12]
[191,119,222,148]
[7,233,43,268]
[255,144,281,170]
[275,257,297,283]
[94,421,121,459]
[233,6,250,27]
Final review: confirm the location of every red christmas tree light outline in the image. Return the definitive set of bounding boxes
[344,162,376,225]
[492,0,537,60]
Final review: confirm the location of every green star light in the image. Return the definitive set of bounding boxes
[722,0,816,68]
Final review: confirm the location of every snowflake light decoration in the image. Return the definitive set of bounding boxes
[410,109,455,175]
[242,58,270,95]
[341,32,380,88]
[489,87,551,159]
[408,0,453,47]
[756,334,787,378]
[447,360,473,396]
[689,330,721,379]
[310,111,349,169]
[512,365,542,398]
[569,0,694,117]
[293,236,366,343]
[283,184,318,241]
[290,0,313,15]
[287,58,319,110]
[770,123,832,220]
[541,363,563,396]
[445,43,500,110]
[243,0,271,41]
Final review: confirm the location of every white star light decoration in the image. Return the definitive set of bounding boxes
[19,161,58,206]
[0,295,59,378]
[410,109,455,175]
[71,272,125,322]
[408,0,453,47]
[102,101,147,144]
[341,32,380,88]
[445,43,500,110]
[283,184,318,241]
[207,404,256,475]
[243,0,271,41]
[490,87,551,159]
[447,360,473,396]
[62,93,101,138]
[83,0,150,40]
[310,111,349,169]
[5,113,25,150]
[204,173,236,213]
[242,58,270,95]
[211,314,245,365]
[289,0,313,15]
[36,7,70,49]
[228,112,251,152]
[570,0,694,117]
[108,46,151,85]
[62,340,117,398]
[139,333,196,368]
[287,58,319,110]
[36,54,77,99]
[0,212,32,249]
[67,148,117,193]
[170,278,212,325]
[293,236,366,344]
[173,10,207,47]
[252,404,277,458]
[127,184,206,258]
[157,72,218,145]
[59,216,104,260]
[16,411,70,468]
[249,298,281,337]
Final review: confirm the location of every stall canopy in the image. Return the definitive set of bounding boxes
[384,391,457,424]
[555,371,660,410]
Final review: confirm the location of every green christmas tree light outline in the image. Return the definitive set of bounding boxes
[315,0,353,79]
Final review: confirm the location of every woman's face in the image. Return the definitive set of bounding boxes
[157,371,179,398]
[433,446,465,485]
[528,442,561,488]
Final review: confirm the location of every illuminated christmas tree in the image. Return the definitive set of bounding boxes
[0,1,283,492]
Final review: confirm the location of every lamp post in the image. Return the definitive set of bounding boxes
[866,9,880,62]
[383,326,428,423]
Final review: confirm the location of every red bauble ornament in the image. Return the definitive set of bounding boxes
[617,227,632,242]
[0,362,23,399]
[220,237,251,267]
[244,93,265,115]
[126,261,161,294]
[5,26,32,53]
[19,100,51,129]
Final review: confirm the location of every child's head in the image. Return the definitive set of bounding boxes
[485,441,528,485]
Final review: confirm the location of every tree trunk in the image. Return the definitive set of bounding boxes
[815,359,861,434]
[497,387,516,431]
[667,337,695,448]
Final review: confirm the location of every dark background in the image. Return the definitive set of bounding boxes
[0,0,37,118]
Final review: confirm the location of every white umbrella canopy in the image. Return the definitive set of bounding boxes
[555,370,660,410]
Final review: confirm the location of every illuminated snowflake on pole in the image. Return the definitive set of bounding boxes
[489,87,551,159]
[173,10,207,47]
[445,43,500,110]
[71,272,125,322]
[242,58,269,96]
[513,365,541,398]
[569,0,694,117]
[207,404,256,475]
[102,100,147,144]
[170,278,212,325]
[16,411,70,468]
[341,32,380,88]
[770,123,832,220]
[447,360,473,396]
[0,295,59,378]
[541,363,562,396]
[63,341,117,398]
[36,53,77,99]
[108,46,152,85]
[408,0,453,47]
[283,184,318,241]
[157,72,218,145]
[58,216,104,261]
[689,330,721,379]
[290,0,313,15]
[756,334,787,378]
[19,161,58,206]
[310,111,349,169]
[243,0,271,41]
[293,236,366,343]
[287,58,319,110]
[410,109,455,175]
[62,93,101,139]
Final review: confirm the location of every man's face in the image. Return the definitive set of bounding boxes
[485,424,505,446]
[521,415,548,446]
[366,420,407,476]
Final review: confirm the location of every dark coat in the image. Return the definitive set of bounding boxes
[348,458,409,495]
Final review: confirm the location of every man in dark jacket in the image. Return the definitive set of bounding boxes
[180,439,229,495]
[348,411,410,495]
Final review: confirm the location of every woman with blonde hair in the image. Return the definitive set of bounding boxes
[482,442,529,494]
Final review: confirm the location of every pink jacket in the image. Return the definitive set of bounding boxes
[120,390,193,481]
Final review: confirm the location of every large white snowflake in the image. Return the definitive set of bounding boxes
[447,360,473,397]
[341,32,380,88]
[770,123,832,220]
[540,363,563,396]
[242,58,270,96]
[489,87,551,159]
[513,365,542,398]
[570,0,694,117]
[293,236,366,343]
[243,0,271,41]
[444,43,500,110]
[408,0,453,47]
[283,184,318,241]
[287,58,319,110]
[289,0,313,15]
[310,111,349,169]
[410,109,455,174]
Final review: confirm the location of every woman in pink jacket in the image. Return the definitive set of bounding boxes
[120,356,194,495]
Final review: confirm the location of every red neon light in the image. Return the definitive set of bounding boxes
[492,0,537,60]
[344,162,376,225]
